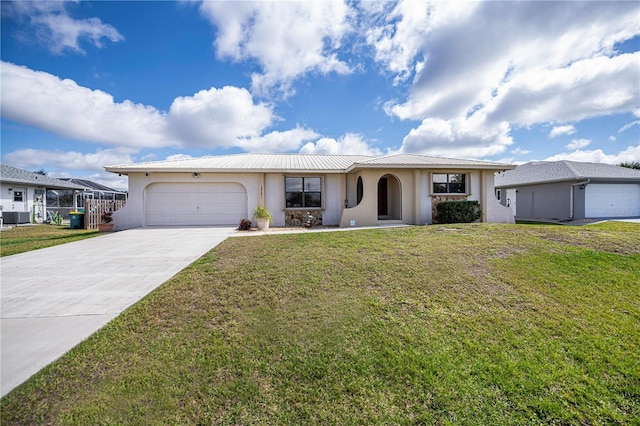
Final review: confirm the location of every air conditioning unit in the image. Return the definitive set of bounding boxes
[3,211,30,224]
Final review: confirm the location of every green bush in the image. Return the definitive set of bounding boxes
[436,200,481,223]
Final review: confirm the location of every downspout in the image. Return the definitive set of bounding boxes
[569,179,590,220]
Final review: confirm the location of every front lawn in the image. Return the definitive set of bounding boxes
[2,223,639,424]
[0,225,99,257]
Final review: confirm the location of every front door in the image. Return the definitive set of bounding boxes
[378,178,388,216]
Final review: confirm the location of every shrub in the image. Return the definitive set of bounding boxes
[238,219,252,231]
[101,211,113,223]
[253,206,272,221]
[436,200,481,224]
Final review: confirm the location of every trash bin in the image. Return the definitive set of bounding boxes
[69,212,85,229]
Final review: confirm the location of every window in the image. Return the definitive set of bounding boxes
[13,191,23,202]
[285,177,322,208]
[433,173,466,194]
[356,176,363,205]
[496,189,501,201]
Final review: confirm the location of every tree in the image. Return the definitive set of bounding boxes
[33,169,48,175]
[619,161,640,170]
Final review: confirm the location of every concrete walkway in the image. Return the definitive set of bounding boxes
[1,226,236,397]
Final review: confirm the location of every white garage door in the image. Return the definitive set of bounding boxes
[585,184,640,218]
[146,183,247,226]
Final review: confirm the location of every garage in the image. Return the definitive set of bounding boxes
[585,184,640,218]
[145,182,247,226]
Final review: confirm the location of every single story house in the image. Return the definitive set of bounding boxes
[494,160,640,221]
[59,178,128,201]
[105,153,516,230]
[0,164,85,225]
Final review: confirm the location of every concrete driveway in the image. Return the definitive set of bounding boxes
[1,226,236,397]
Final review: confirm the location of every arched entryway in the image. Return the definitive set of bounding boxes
[378,174,401,220]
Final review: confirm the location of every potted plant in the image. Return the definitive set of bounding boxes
[98,211,114,232]
[253,206,272,230]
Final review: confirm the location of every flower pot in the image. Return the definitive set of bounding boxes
[256,218,270,230]
[97,223,114,232]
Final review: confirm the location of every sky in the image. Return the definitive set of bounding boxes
[1,1,639,190]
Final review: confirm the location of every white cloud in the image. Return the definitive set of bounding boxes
[609,136,617,142]
[619,120,640,134]
[371,1,639,158]
[238,127,321,153]
[168,86,275,147]
[511,147,531,155]
[1,61,320,153]
[400,116,513,159]
[549,125,576,138]
[3,148,135,172]
[5,1,123,54]
[165,154,194,162]
[544,145,640,164]
[198,1,354,97]
[483,53,640,126]
[1,62,171,148]
[299,133,382,155]
[565,139,591,150]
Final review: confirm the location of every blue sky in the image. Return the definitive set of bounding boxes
[1,1,639,189]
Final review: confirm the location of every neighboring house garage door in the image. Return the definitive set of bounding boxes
[585,184,640,218]
[146,183,247,226]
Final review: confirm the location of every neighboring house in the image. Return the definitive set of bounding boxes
[45,178,127,221]
[0,164,85,225]
[58,178,127,201]
[105,153,515,230]
[494,161,640,221]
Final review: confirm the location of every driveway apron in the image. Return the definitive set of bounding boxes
[1,226,235,397]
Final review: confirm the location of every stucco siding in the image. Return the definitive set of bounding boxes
[515,182,571,220]
[573,185,586,219]
[480,170,515,224]
[264,174,284,226]
[416,170,432,225]
[114,172,260,230]
[322,174,344,226]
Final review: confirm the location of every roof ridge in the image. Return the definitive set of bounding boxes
[561,160,583,178]
[368,152,512,165]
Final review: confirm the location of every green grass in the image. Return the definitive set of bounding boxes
[2,223,639,425]
[0,225,99,256]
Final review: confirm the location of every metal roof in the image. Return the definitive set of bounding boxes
[106,153,374,174]
[351,153,514,170]
[106,153,514,174]
[0,164,85,190]
[495,161,640,187]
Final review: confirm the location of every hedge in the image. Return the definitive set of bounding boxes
[436,200,482,223]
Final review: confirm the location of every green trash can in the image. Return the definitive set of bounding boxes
[69,212,85,229]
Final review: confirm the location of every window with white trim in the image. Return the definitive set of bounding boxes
[432,173,466,194]
[285,177,322,208]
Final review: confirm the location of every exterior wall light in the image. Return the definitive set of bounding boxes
[193,173,201,178]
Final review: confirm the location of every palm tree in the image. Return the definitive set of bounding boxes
[619,161,640,170]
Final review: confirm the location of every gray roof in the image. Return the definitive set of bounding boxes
[59,178,126,193]
[106,153,514,174]
[495,161,640,187]
[0,164,85,190]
